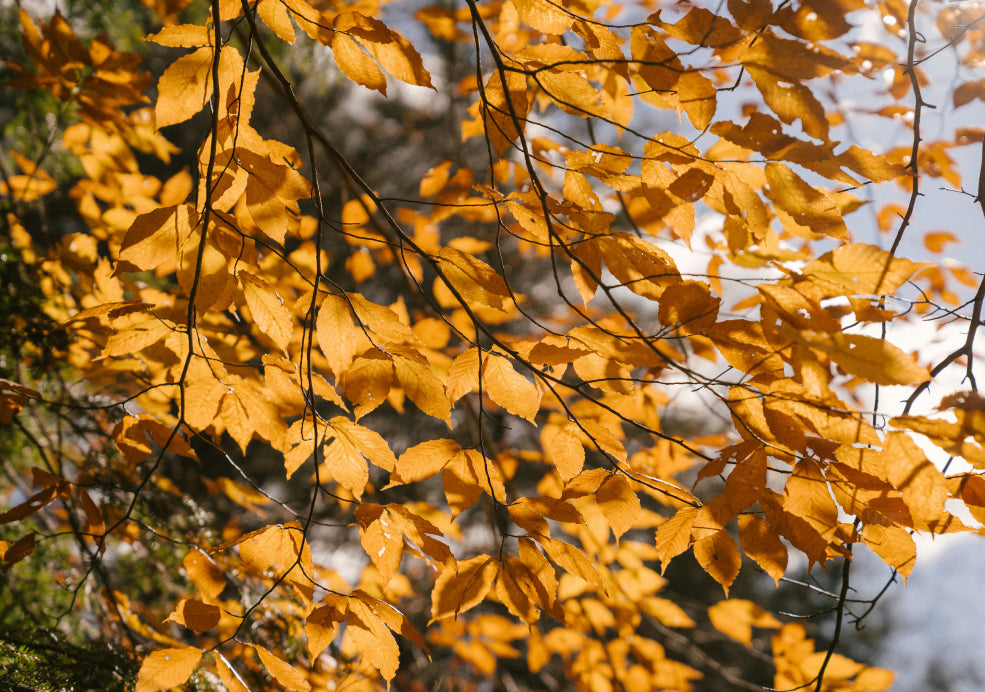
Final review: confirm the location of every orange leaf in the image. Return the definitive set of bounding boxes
[155,47,213,129]
[708,599,781,646]
[331,32,387,94]
[482,351,541,423]
[737,514,787,584]
[862,523,916,579]
[255,645,311,692]
[798,332,931,386]
[392,352,452,423]
[347,597,402,682]
[240,269,293,354]
[166,599,220,633]
[543,420,585,482]
[513,0,573,34]
[145,24,211,47]
[356,504,405,584]
[135,647,202,692]
[655,507,696,572]
[183,549,225,600]
[693,529,741,595]
[305,596,347,660]
[392,438,461,484]
[118,204,196,272]
[431,555,498,621]
[596,474,641,540]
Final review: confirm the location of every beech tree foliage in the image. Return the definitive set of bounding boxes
[3,0,985,689]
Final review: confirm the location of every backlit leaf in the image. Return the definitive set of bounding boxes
[431,555,498,621]
[596,474,641,540]
[255,645,311,692]
[482,351,541,423]
[693,530,741,595]
[135,647,202,692]
[708,599,782,646]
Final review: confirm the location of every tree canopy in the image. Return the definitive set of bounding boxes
[2,0,985,690]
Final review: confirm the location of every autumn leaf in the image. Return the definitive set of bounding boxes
[693,530,742,594]
[135,648,202,692]
[708,599,782,646]
[482,351,541,423]
[431,555,498,621]
[256,645,311,692]
[596,474,641,540]
[7,4,978,691]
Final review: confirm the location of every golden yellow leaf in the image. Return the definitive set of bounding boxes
[431,556,498,621]
[513,0,573,34]
[737,514,787,584]
[348,293,419,347]
[392,438,461,484]
[155,47,213,129]
[658,281,720,335]
[748,66,828,140]
[442,451,486,517]
[215,655,248,692]
[240,269,293,354]
[881,432,949,531]
[862,523,916,579]
[316,293,362,379]
[797,332,930,386]
[853,667,896,691]
[543,420,585,482]
[178,241,231,313]
[447,348,481,402]
[258,0,296,43]
[356,504,405,584]
[538,68,608,118]
[676,71,717,130]
[347,597,402,682]
[465,69,529,156]
[236,523,310,581]
[655,507,696,572]
[569,234,602,305]
[783,458,838,540]
[596,232,680,300]
[305,597,347,660]
[145,24,211,47]
[330,416,396,472]
[693,530,741,595]
[497,557,541,622]
[596,474,641,540]
[341,349,392,418]
[764,163,846,238]
[118,204,195,272]
[182,549,225,600]
[255,645,311,692]
[660,7,742,45]
[708,599,781,646]
[803,243,925,296]
[220,388,255,455]
[335,12,433,89]
[392,352,452,423]
[135,647,202,692]
[352,589,431,654]
[0,152,57,202]
[482,351,541,423]
[332,32,387,94]
[535,535,604,589]
[642,597,695,628]
[437,247,511,311]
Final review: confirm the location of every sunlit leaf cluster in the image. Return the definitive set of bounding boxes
[3,0,985,689]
